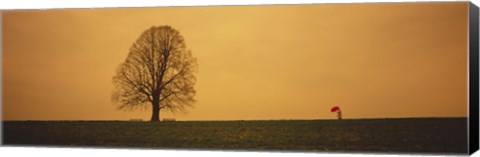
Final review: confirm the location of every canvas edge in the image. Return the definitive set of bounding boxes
[468,1,479,155]
[0,11,4,146]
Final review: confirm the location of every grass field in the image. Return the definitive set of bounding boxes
[2,118,468,154]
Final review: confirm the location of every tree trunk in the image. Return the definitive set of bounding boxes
[150,99,160,122]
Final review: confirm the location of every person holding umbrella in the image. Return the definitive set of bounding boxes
[331,106,342,120]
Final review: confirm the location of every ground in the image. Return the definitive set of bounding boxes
[2,118,468,155]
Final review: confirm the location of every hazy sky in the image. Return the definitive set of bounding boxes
[2,2,469,121]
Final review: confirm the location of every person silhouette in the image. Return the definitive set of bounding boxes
[337,110,342,120]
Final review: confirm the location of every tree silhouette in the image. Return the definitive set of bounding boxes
[112,25,197,122]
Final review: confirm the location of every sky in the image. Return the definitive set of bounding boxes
[2,2,469,121]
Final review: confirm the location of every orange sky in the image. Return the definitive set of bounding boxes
[2,2,469,121]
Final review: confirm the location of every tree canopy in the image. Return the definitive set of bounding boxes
[112,25,197,122]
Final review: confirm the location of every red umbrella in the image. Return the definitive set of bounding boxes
[331,106,340,112]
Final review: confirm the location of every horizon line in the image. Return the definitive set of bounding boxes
[2,116,469,122]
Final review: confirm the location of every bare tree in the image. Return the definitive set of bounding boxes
[112,25,197,122]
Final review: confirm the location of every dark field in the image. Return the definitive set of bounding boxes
[2,118,468,154]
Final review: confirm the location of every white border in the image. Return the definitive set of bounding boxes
[0,146,461,157]
[0,0,477,10]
